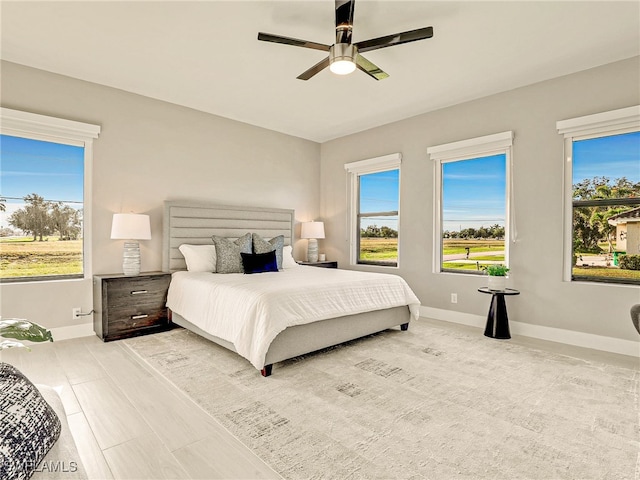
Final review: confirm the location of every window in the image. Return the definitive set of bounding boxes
[557,106,640,285]
[345,153,401,267]
[428,132,513,274]
[0,108,100,282]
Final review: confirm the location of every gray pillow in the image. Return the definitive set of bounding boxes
[0,362,62,480]
[211,233,252,273]
[252,233,284,270]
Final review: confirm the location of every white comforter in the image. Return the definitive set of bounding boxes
[166,267,420,369]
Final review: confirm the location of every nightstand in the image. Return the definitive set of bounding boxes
[298,261,338,269]
[93,271,171,341]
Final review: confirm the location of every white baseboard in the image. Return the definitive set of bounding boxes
[50,322,94,341]
[419,306,640,358]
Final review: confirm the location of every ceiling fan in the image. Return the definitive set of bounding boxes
[257,0,434,81]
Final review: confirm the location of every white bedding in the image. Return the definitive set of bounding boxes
[166,267,420,369]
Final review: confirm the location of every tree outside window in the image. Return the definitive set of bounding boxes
[571,131,640,284]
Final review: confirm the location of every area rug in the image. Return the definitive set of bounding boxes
[124,319,639,479]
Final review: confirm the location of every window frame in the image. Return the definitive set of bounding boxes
[428,131,514,275]
[557,105,640,284]
[0,108,100,283]
[344,153,402,268]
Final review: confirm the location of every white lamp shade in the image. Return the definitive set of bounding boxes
[110,213,151,240]
[301,221,325,239]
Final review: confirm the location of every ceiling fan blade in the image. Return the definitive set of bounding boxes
[355,54,389,81]
[257,32,330,52]
[355,26,434,53]
[297,57,331,81]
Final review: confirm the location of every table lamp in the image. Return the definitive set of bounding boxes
[110,213,151,276]
[301,221,325,263]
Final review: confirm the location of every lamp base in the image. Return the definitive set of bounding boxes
[307,238,319,263]
[122,242,141,276]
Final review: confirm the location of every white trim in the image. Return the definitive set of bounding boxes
[0,107,100,144]
[420,306,639,357]
[427,131,513,162]
[0,108,100,280]
[49,322,94,341]
[19,322,94,346]
[557,105,640,138]
[562,136,575,282]
[344,152,401,175]
[344,153,401,267]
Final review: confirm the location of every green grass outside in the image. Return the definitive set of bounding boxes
[0,237,83,278]
[442,262,484,271]
[442,239,504,255]
[573,266,640,281]
[359,237,398,262]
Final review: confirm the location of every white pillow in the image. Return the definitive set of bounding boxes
[282,245,299,269]
[178,244,217,272]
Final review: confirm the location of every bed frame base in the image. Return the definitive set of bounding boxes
[261,321,409,377]
[170,306,412,377]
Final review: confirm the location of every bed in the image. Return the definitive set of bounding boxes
[163,201,420,376]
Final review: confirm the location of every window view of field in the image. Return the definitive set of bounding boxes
[359,236,398,264]
[1,237,82,278]
[441,154,507,274]
[358,169,399,266]
[0,134,84,281]
[358,236,506,271]
[441,239,504,271]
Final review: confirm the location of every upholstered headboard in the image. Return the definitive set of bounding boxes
[163,201,295,272]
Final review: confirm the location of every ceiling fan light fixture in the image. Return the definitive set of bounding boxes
[330,59,356,75]
[329,43,357,75]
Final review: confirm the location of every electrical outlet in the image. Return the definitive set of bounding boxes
[451,293,458,304]
[72,308,81,320]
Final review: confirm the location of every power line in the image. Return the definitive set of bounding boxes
[0,195,82,205]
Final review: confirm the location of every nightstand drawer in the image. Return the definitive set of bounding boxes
[103,275,170,307]
[106,307,168,336]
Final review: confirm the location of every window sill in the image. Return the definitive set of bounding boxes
[0,275,87,285]
[570,276,640,288]
[351,262,399,270]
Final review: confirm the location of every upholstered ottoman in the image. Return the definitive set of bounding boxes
[0,363,86,480]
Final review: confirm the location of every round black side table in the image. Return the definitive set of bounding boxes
[478,287,520,339]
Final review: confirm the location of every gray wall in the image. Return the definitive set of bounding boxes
[0,61,320,331]
[320,56,640,342]
[2,57,638,344]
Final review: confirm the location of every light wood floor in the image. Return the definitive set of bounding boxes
[2,320,636,479]
[1,334,281,480]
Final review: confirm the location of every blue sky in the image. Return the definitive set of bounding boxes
[572,131,640,184]
[359,169,399,230]
[442,154,506,232]
[0,134,84,229]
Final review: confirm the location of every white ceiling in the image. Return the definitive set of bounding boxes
[2,1,639,143]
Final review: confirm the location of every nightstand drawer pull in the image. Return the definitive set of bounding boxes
[131,314,149,320]
[130,290,148,295]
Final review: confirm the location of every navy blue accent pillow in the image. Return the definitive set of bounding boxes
[241,250,279,274]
